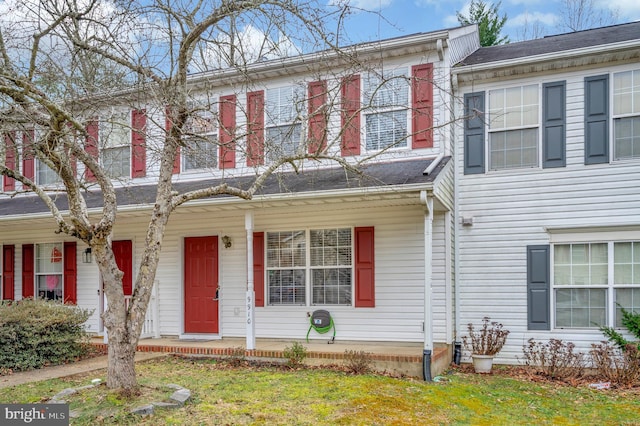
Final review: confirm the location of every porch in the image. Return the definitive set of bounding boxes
[91,337,452,379]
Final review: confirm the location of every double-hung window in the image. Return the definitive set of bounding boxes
[183,103,218,171]
[36,242,63,301]
[265,85,304,160]
[266,228,353,306]
[363,69,409,151]
[100,110,130,178]
[613,69,640,160]
[553,241,639,328]
[488,85,539,170]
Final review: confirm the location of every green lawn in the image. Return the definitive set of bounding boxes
[0,357,638,425]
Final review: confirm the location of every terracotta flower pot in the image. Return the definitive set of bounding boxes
[471,354,494,373]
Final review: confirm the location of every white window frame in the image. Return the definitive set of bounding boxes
[612,68,640,161]
[265,85,305,160]
[35,242,64,302]
[363,68,409,152]
[552,240,640,329]
[99,109,131,179]
[487,84,540,171]
[265,228,353,307]
[182,102,218,171]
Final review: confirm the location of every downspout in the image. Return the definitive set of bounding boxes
[420,190,434,381]
[452,73,462,365]
[245,211,256,350]
[424,152,445,176]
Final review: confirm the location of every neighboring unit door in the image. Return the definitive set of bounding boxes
[184,236,219,334]
[113,240,133,297]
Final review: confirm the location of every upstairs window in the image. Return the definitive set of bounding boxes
[100,110,130,178]
[183,103,218,171]
[37,159,60,186]
[266,85,304,160]
[613,69,640,160]
[488,85,539,170]
[363,69,409,151]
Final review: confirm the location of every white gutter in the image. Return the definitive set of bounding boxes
[420,190,434,355]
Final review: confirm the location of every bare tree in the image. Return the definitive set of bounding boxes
[0,0,440,392]
[557,0,619,32]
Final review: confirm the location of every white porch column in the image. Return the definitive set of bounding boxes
[245,211,256,350]
[420,191,434,353]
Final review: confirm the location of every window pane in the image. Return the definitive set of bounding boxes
[103,146,130,178]
[36,243,63,274]
[365,110,407,151]
[555,288,607,328]
[268,269,305,305]
[489,129,538,170]
[615,288,639,327]
[614,117,640,160]
[183,136,218,170]
[310,228,352,305]
[266,124,302,159]
[363,69,408,108]
[613,70,639,115]
[489,85,538,129]
[37,275,63,301]
[37,159,60,186]
[100,111,129,148]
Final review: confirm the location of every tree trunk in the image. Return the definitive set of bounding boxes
[106,329,138,391]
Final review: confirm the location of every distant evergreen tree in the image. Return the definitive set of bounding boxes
[457,0,509,46]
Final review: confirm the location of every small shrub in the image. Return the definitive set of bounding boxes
[343,350,373,374]
[600,305,640,351]
[590,341,640,388]
[283,342,307,367]
[520,338,585,381]
[223,346,246,367]
[462,317,510,356]
[0,299,92,372]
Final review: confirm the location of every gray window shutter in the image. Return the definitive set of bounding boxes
[543,81,566,168]
[464,92,485,175]
[527,245,550,330]
[584,75,609,165]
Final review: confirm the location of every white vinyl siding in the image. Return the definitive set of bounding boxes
[488,85,539,170]
[363,69,409,151]
[613,69,640,160]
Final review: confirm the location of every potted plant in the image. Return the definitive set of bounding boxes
[462,317,510,373]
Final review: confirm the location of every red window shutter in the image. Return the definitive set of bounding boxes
[219,95,237,169]
[84,119,99,182]
[411,64,434,149]
[166,106,180,174]
[3,132,16,191]
[354,227,375,307]
[113,240,133,296]
[253,232,265,307]
[308,80,327,154]
[63,241,77,304]
[22,130,35,182]
[2,245,15,300]
[341,75,361,156]
[21,244,34,299]
[131,109,146,178]
[246,91,264,167]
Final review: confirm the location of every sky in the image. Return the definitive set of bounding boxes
[339,0,640,43]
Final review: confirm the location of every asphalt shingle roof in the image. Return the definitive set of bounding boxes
[459,21,640,66]
[0,157,448,217]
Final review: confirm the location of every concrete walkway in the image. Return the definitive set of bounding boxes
[0,352,165,389]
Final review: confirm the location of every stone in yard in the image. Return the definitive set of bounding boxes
[166,383,184,390]
[169,388,191,406]
[131,404,155,416]
[152,401,181,409]
[52,388,77,399]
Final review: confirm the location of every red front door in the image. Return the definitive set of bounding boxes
[113,240,133,296]
[184,236,219,334]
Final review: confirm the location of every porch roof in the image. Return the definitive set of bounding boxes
[0,157,448,218]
